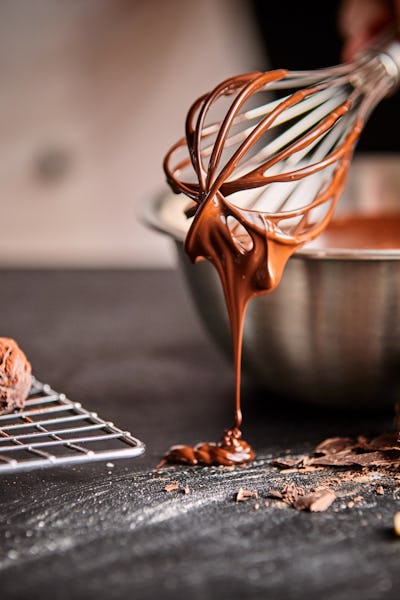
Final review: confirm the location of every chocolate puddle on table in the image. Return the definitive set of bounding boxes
[158,70,399,469]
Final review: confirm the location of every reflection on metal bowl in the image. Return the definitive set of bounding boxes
[144,156,400,407]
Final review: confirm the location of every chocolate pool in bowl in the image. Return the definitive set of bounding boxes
[145,156,400,407]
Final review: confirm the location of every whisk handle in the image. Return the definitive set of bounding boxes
[377,38,400,89]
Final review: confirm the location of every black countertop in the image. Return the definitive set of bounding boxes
[0,269,399,600]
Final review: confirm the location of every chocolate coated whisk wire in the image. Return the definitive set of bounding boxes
[164,34,400,243]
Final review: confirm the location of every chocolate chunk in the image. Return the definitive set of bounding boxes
[293,489,336,512]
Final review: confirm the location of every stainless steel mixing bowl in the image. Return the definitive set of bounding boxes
[145,156,400,407]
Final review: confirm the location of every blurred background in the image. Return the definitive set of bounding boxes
[0,0,398,268]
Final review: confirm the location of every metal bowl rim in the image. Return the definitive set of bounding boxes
[142,192,400,262]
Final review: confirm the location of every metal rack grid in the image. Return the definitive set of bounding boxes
[0,378,145,473]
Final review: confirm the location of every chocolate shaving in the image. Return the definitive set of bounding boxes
[308,451,400,469]
[356,433,400,452]
[314,437,355,455]
[277,433,400,471]
[272,457,304,469]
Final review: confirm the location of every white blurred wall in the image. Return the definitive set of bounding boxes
[0,0,264,267]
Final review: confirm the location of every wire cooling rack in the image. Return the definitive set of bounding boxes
[0,378,145,473]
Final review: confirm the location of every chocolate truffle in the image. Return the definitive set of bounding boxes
[0,338,32,414]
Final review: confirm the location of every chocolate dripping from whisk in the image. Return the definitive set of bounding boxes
[160,66,367,467]
[185,73,362,425]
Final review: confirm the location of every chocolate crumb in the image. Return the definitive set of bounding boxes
[330,478,341,486]
[375,485,384,495]
[281,483,305,505]
[183,485,190,495]
[164,482,180,492]
[236,488,259,502]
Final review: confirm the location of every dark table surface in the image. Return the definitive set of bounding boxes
[0,269,399,600]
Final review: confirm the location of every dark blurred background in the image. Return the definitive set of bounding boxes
[0,0,398,269]
[250,0,400,152]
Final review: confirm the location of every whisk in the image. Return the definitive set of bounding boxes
[164,33,400,275]
[160,34,400,449]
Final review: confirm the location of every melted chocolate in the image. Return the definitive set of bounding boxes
[158,428,255,468]
[161,70,362,467]
[310,214,400,249]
